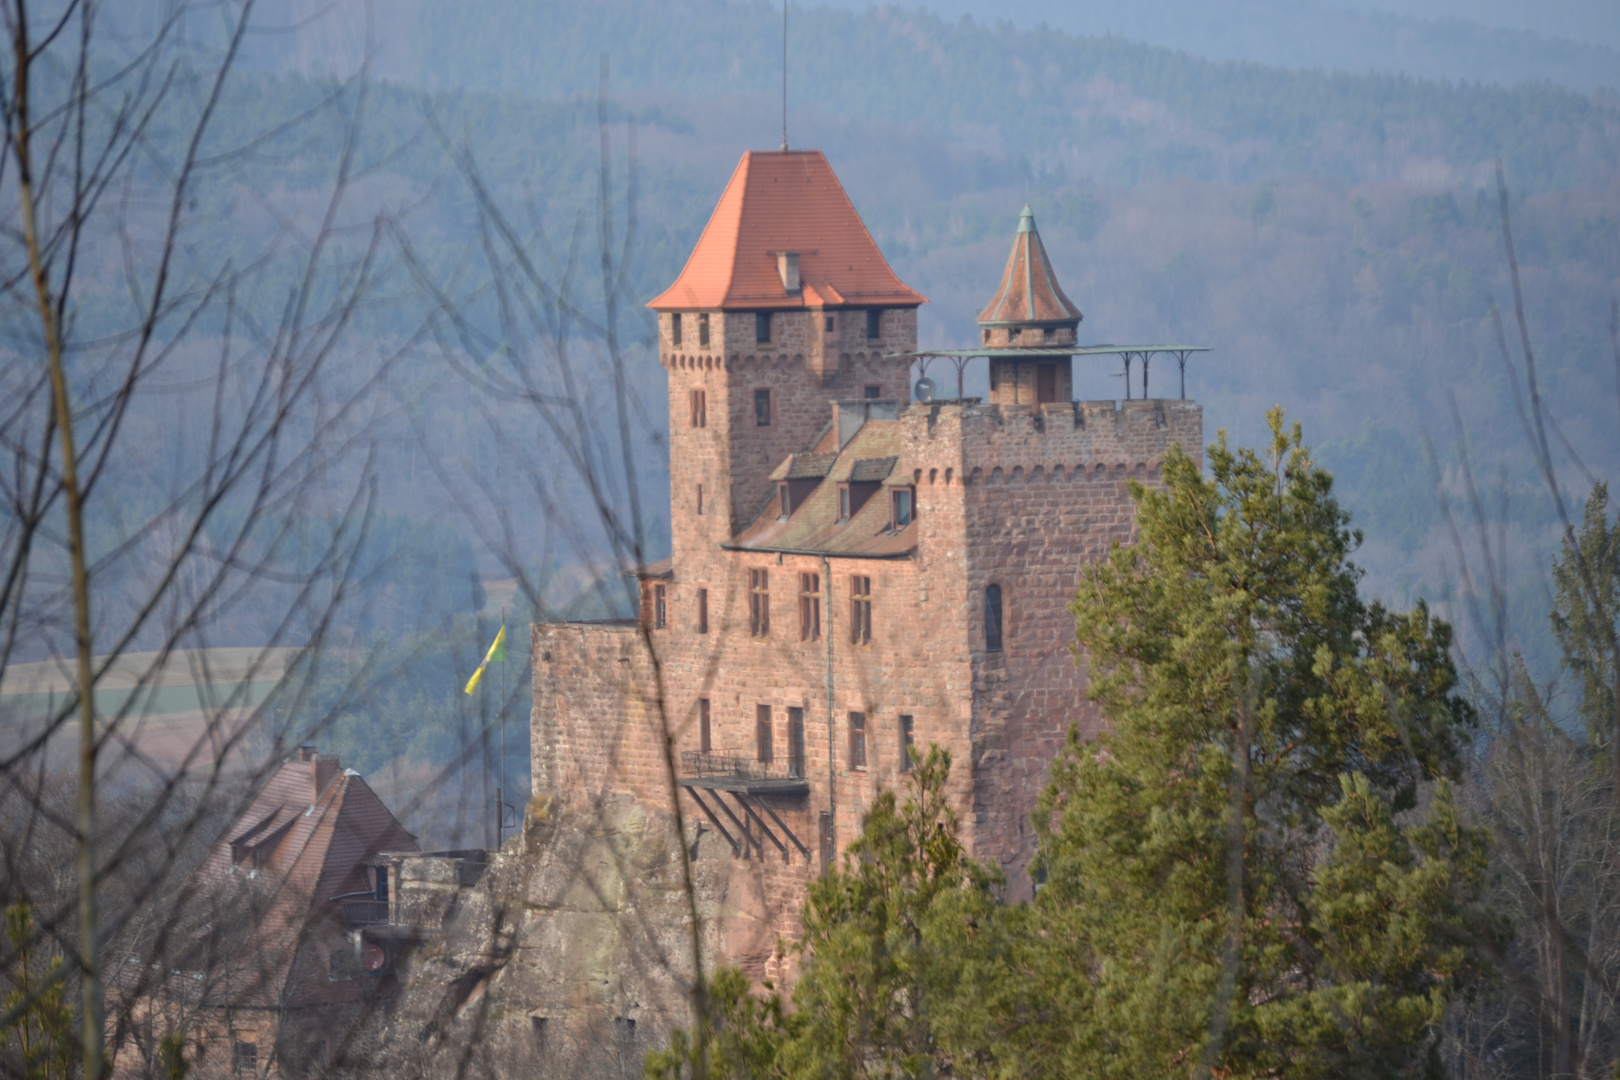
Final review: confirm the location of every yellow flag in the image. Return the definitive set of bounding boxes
[463,625,507,694]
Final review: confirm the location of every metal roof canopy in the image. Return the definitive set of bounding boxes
[894,344,1212,400]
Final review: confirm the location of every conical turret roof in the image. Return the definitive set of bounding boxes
[976,206,1082,327]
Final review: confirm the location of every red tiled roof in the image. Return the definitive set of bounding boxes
[647,150,926,312]
[977,205,1082,327]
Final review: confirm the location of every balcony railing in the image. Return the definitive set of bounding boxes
[681,750,805,783]
[340,900,390,925]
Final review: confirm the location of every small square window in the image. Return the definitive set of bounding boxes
[865,308,882,340]
[891,488,913,529]
[864,385,881,399]
[848,712,867,770]
[698,313,710,348]
[755,389,772,427]
[756,311,772,344]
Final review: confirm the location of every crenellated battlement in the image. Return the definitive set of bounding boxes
[899,397,1202,483]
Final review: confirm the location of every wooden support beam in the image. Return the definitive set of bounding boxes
[755,799,811,860]
[728,793,787,861]
[683,788,739,856]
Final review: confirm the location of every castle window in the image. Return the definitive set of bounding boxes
[864,384,881,399]
[985,584,1003,651]
[233,1041,258,1075]
[697,313,710,348]
[699,698,711,752]
[529,1017,550,1057]
[755,388,772,426]
[988,363,1000,391]
[848,712,867,770]
[779,483,791,519]
[982,327,990,346]
[799,573,821,641]
[788,707,806,777]
[891,487,913,529]
[696,484,703,516]
[825,314,835,332]
[690,388,707,428]
[865,308,882,340]
[850,576,872,646]
[375,865,389,903]
[697,588,709,634]
[749,569,770,637]
[672,313,683,347]
[652,584,666,630]
[756,704,773,763]
[756,311,772,344]
[898,715,915,773]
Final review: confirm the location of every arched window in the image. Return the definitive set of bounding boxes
[984,584,1003,651]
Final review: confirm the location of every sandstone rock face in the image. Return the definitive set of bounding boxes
[368,794,768,1079]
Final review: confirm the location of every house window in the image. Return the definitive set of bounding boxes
[850,576,872,645]
[696,484,703,516]
[749,569,770,637]
[233,1041,258,1075]
[864,384,881,399]
[690,388,707,428]
[848,712,867,770]
[799,573,821,641]
[652,584,666,630]
[756,704,773,763]
[756,311,772,344]
[672,313,683,347]
[985,583,1003,651]
[825,314,835,332]
[899,715,914,773]
[838,485,851,522]
[754,388,772,426]
[788,707,806,778]
[697,588,709,634]
[697,313,710,348]
[375,866,389,903]
[699,698,711,753]
[779,483,791,518]
[891,487,913,529]
[865,308,882,339]
[819,812,834,872]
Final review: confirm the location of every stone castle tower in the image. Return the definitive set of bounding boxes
[532,148,1203,986]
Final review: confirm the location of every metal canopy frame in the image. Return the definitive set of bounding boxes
[680,781,811,864]
[895,344,1211,400]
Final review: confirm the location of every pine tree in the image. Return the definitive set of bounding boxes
[1018,409,1490,1078]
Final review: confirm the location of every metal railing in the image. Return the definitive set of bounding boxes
[340,900,390,925]
[681,750,804,783]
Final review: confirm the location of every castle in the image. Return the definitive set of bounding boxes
[532,148,1203,984]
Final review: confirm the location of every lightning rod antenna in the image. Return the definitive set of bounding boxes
[781,2,788,150]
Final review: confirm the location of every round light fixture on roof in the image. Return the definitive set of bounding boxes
[914,376,937,403]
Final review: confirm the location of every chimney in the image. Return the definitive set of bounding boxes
[314,754,341,795]
[776,252,800,294]
[297,744,317,762]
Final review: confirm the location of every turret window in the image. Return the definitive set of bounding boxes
[985,583,1004,651]
[749,569,770,637]
[690,388,707,428]
[756,312,772,344]
[698,313,710,348]
[755,389,772,427]
[865,308,882,340]
[672,313,683,347]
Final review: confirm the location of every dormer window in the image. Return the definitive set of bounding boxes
[891,487,914,529]
[698,313,710,348]
[756,312,772,344]
[778,482,791,519]
[838,485,851,522]
[777,252,801,293]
